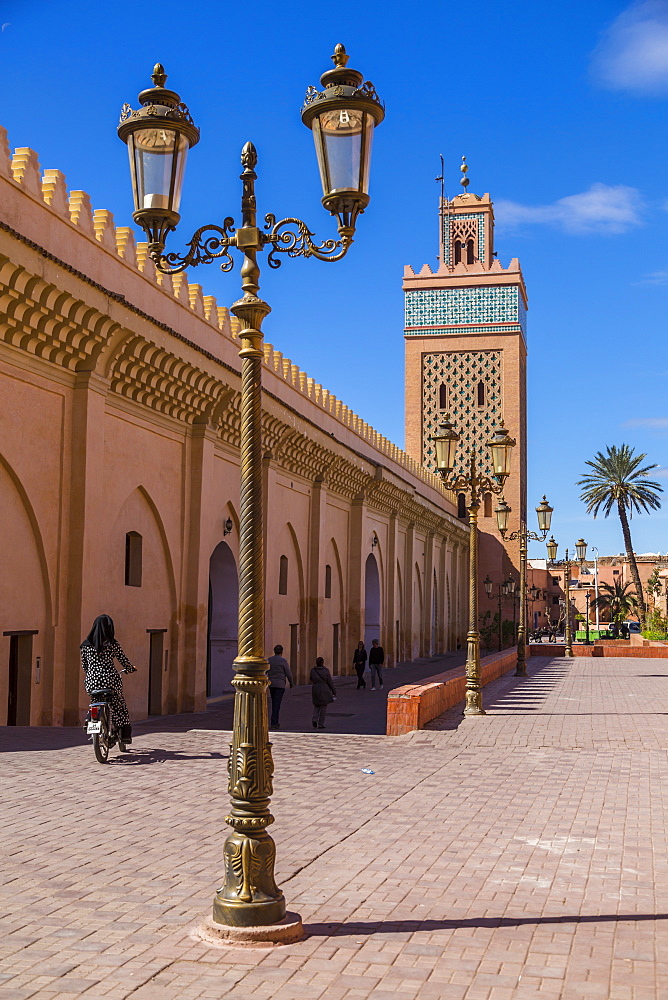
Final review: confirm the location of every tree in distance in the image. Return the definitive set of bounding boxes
[578,444,662,628]
[590,579,638,626]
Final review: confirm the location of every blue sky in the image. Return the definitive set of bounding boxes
[0,0,666,558]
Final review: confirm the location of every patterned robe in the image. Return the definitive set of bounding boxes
[81,640,133,729]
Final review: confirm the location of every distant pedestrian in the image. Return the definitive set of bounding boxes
[621,622,630,640]
[267,644,293,729]
[353,641,367,689]
[368,639,385,690]
[310,657,336,729]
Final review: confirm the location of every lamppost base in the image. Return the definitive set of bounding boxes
[463,705,486,716]
[514,663,527,677]
[213,889,287,928]
[197,912,304,948]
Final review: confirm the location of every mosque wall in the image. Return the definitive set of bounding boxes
[0,131,468,727]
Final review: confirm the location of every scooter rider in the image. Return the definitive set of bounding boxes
[81,615,137,744]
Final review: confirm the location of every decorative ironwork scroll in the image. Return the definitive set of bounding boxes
[263,214,348,267]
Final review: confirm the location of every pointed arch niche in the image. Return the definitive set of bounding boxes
[104,487,176,718]
[208,541,239,696]
[364,552,381,649]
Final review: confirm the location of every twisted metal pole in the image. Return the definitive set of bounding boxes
[515,522,528,676]
[213,143,285,928]
[464,451,485,716]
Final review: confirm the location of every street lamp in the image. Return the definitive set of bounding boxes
[119,50,383,937]
[592,545,600,632]
[432,415,515,715]
[498,495,553,676]
[546,537,587,657]
[484,576,513,652]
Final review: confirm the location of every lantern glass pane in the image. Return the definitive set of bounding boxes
[130,128,188,212]
[490,442,511,478]
[314,108,374,195]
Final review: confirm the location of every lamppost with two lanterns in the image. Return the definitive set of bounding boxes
[117,46,384,939]
[497,496,553,676]
[546,536,587,657]
[431,415,515,716]
[483,574,514,652]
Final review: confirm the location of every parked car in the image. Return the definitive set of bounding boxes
[625,621,641,634]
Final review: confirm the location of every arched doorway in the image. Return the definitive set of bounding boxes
[364,553,381,649]
[208,541,238,697]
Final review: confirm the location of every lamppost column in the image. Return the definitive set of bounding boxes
[464,495,485,715]
[564,550,573,657]
[213,144,284,928]
[515,521,528,676]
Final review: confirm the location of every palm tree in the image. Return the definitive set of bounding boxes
[590,580,638,625]
[578,445,662,626]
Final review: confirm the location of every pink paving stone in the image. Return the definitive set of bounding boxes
[2,655,668,999]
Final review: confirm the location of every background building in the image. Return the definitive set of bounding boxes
[0,133,468,727]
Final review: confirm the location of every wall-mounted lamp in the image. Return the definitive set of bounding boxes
[223,517,234,536]
[371,535,378,548]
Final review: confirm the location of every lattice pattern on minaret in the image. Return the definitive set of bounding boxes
[422,350,502,477]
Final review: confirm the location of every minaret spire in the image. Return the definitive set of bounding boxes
[460,155,470,193]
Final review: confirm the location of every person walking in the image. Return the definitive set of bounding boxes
[368,638,385,690]
[80,614,137,744]
[267,644,293,729]
[310,656,336,729]
[353,640,367,689]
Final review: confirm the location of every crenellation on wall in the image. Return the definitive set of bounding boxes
[115,226,137,267]
[11,147,42,197]
[203,294,218,327]
[42,169,69,215]
[0,127,10,177]
[171,271,191,307]
[188,283,205,317]
[68,191,95,237]
[92,209,117,253]
[135,242,158,283]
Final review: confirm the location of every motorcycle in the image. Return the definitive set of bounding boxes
[84,666,137,763]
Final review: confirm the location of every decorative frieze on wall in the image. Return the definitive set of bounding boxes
[0,131,455,508]
[422,350,502,478]
[405,286,524,335]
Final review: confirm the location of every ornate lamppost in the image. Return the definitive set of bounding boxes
[118,49,384,936]
[483,574,511,651]
[432,416,515,715]
[498,496,553,676]
[546,536,587,657]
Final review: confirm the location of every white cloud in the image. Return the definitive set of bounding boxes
[592,1,668,94]
[638,266,668,284]
[625,417,668,427]
[655,467,668,478]
[495,183,644,235]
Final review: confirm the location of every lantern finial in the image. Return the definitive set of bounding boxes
[152,63,167,88]
[332,44,349,68]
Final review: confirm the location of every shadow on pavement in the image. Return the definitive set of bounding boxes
[106,747,228,765]
[305,912,668,937]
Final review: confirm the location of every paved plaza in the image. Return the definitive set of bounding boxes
[1,655,667,1000]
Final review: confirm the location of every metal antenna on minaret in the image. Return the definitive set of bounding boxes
[435,153,445,261]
